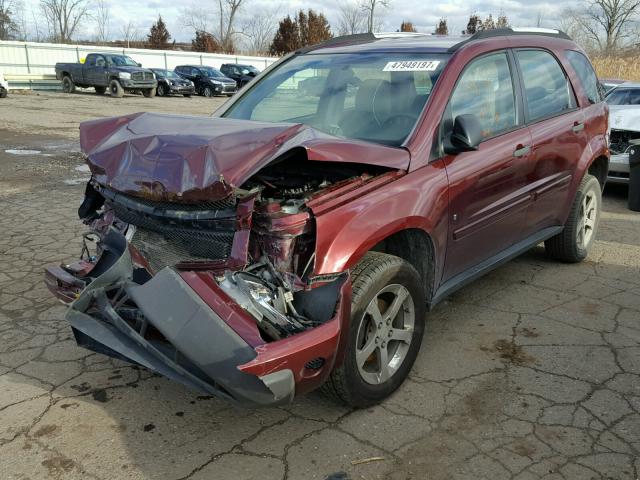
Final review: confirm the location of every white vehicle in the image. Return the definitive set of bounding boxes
[0,72,8,98]
[606,83,640,184]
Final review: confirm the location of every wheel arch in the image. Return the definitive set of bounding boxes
[587,154,609,190]
[319,220,438,303]
[369,227,437,302]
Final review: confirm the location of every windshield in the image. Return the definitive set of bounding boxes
[223,52,449,146]
[107,55,139,67]
[606,87,640,105]
[153,69,179,78]
[241,65,259,74]
[201,67,225,78]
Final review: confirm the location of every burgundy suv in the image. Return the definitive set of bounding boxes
[46,28,609,407]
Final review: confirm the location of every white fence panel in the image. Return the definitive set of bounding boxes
[0,40,278,77]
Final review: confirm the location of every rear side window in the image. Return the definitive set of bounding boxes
[566,50,603,104]
[517,50,575,122]
[449,52,517,140]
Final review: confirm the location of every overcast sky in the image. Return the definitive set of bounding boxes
[21,0,575,45]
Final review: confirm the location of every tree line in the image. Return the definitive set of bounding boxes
[1,0,639,57]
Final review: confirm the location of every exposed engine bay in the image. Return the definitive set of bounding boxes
[609,128,640,155]
[62,154,388,344]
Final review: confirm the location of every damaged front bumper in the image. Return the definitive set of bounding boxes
[46,230,350,407]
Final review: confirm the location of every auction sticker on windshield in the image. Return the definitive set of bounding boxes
[383,60,441,72]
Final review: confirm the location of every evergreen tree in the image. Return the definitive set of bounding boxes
[148,15,171,49]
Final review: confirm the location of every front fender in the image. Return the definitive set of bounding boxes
[312,162,449,278]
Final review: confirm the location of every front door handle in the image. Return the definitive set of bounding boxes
[572,122,585,133]
[513,145,531,157]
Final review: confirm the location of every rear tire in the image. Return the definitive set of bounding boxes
[545,174,601,263]
[142,88,156,98]
[109,79,124,98]
[322,252,426,408]
[0,88,6,98]
[62,76,75,93]
[183,94,192,97]
[94,86,106,95]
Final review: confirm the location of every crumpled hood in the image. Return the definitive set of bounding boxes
[609,105,640,133]
[79,112,410,202]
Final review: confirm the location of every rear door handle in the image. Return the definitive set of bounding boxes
[513,145,531,157]
[572,122,585,133]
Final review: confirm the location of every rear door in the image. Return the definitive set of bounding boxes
[441,50,533,281]
[514,49,589,233]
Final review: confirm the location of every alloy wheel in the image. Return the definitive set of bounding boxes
[355,284,415,385]
[577,190,597,249]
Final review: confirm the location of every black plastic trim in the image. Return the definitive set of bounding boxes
[430,226,563,307]
[449,28,572,52]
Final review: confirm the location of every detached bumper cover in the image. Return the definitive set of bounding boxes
[63,232,295,407]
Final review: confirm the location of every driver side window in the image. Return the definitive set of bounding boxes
[95,56,106,68]
[450,52,517,140]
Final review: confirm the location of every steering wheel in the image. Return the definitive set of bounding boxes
[381,114,419,131]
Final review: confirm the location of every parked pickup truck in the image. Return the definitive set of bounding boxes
[55,53,157,98]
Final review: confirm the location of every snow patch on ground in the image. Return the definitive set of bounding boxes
[5,149,42,155]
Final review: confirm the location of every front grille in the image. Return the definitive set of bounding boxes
[132,72,154,81]
[130,227,234,272]
[105,190,237,272]
[223,84,236,92]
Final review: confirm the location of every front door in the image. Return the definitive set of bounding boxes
[87,55,108,86]
[441,51,533,281]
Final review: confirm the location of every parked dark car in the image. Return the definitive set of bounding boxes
[174,65,237,97]
[150,69,195,97]
[55,53,157,98]
[46,29,608,408]
[220,63,260,87]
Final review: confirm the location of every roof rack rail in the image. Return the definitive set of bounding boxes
[372,32,429,39]
[450,27,572,51]
[295,33,376,54]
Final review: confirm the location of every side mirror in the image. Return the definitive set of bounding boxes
[137,62,142,67]
[444,114,483,154]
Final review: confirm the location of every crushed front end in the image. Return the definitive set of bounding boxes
[44,159,367,407]
[44,113,410,406]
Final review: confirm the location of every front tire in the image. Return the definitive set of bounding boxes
[203,86,214,97]
[109,79,124,98]
[62,76,75,93]
[157,83,168,96]
[322,252,425,407]
[545,174,601,262]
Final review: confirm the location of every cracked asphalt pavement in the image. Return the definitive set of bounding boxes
[1,92,639,480]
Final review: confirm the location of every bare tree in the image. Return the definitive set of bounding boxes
[0,0,20,39]
[576,0,640,52]
[40,0,90,42]
[337,2,366,35]
[181,0,247,52]
[217,0,246,51]
[241,8,278,53]
[360,0,390,33]
[179,5,214,34]
[120,20,141,48]
[94,0,109,43]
